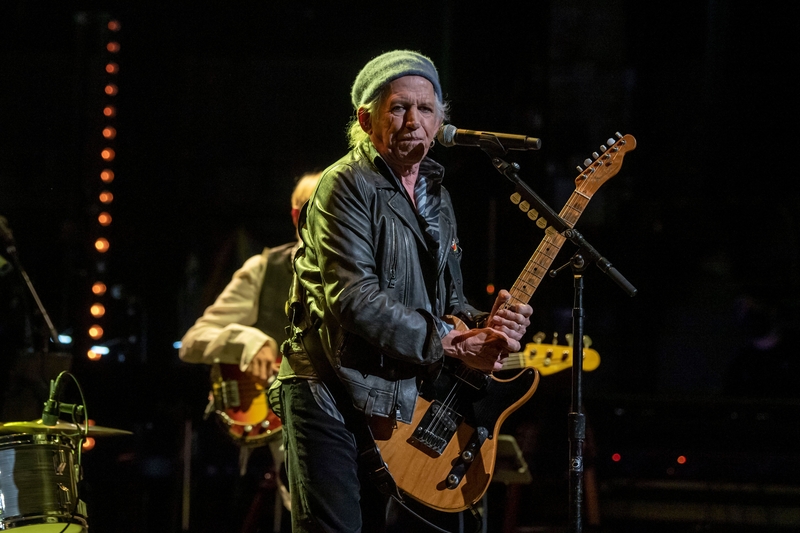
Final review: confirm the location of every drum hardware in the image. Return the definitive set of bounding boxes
[1,371,131,532]
[0,433,89,532]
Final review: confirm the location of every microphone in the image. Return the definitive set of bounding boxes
[437,124,541,151]
[41,376,84,426]
[42,378,61,426]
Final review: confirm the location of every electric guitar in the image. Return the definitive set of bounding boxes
[206,363,282,447]
[502,336,601,376]
[374,133,636,512]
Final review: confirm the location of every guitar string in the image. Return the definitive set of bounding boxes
[428,372,464,443]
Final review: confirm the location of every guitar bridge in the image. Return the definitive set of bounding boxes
[409,401,463,456]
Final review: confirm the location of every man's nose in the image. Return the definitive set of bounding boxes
[406,107,420,127]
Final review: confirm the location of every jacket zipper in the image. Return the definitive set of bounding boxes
[388,218,397,288]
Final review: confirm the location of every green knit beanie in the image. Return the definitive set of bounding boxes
[350,50,442,109]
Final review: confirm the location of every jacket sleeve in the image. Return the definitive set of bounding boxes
[305,166,442,366]
[178,252,275,370]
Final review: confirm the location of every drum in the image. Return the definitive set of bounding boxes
[0,433,88,532]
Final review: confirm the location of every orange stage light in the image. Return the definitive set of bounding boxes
[95,238,110,253]
[92,282,107,296]
[88,325,104,340]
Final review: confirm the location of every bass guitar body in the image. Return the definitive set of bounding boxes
[208,363,282,447]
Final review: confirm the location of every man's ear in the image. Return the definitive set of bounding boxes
[357,108,371,134]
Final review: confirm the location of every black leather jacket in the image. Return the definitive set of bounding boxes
[292,141,483,423]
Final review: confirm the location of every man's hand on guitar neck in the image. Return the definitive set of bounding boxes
[488,289,532,345]
[245,339,280,386]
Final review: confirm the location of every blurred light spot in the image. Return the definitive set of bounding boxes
[90,303,106,318]
[98,212,112,226]
[92,282,107,296]
[88,325,104,340]
[101,169,115,183]
[95,238,110,253]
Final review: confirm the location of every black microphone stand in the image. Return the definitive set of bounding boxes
[1,222,62,351]
[476,140,636,533]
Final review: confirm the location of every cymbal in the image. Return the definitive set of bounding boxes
[0,419,133,437]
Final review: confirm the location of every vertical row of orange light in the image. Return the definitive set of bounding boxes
[87,18,121,361]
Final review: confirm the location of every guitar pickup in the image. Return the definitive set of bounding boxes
[220,380,241,409]
[409,401,463,456]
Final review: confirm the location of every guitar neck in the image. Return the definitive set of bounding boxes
[507,191,585,307]
[504,133,635,309]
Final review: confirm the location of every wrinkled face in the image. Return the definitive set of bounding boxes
[362,75,442,170]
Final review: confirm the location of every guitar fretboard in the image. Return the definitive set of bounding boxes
[506,190,588,307]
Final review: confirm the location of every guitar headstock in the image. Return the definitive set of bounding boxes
[574,133,636,198]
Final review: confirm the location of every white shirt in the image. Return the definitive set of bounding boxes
[178,248,280,371]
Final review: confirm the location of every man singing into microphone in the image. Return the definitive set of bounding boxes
[273,50,534,532]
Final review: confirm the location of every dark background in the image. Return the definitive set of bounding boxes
[1,1,798,532]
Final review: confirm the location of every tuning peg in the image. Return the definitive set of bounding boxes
[576,165,583,172]
[600,144,608,152]
[583,158,592,167]
[592,152,600,159]
[615,132,622,139]
[533,331,546,344]
[566,333,593,348]
[607,138,616,146]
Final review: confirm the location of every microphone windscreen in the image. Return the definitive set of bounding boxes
[437,124,457,147]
